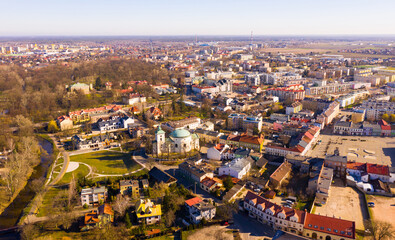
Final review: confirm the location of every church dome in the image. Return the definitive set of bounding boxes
[170,129,191,138]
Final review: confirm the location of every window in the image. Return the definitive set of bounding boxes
[340,231,345,234]
[320,227,324,230]
[314,225,318,228]
[334,230,338,233]
[327,228,331,232]
[308,224,312,227]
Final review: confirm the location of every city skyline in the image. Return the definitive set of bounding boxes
[1,0,395,36]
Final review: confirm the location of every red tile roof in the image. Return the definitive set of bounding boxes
[185,197,202,207]
[244,191,305,224]
[366,163,389,176]
[346,162,366,171]
[304,212,355,239]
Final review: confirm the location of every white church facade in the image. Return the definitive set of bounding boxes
[153,126,200,155]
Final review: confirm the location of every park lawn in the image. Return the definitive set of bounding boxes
[36,187,64,217]
[57,157,64,165]
[70,150,140,175]
[57,163,90,185]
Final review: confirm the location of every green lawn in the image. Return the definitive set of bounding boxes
[57,157,64,165]
[36,187,64,217]
[181,230,196,240]
[69,150,140,175]
[57,163,91,185]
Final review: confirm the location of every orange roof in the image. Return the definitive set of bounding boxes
[304,213,355,239]
[98,203,114,218]
[84,210,99,225]
[239,135,264,145]
[185,197,202,207]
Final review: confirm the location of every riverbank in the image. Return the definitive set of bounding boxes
[0,137,54,229]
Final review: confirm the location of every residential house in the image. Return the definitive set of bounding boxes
[185,197,216,224]
[81,186,108,206]
[285,102,303,115]
[81,204,114,231]
[218,156,253,179]
[122,93,146,105]
[270,161,292,188]
[146,107,162,120]
[207,144,230,160]
[135,199,162,225]
[119,180,139,197]
[56,115,73,131]
[129,126,150,138]
[200,177,222,193]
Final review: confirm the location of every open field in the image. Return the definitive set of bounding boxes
[308,135,395,167]
[69,150,140,175]
[314,179,368,230]
[184,225,233,240]
[366,195,395,226]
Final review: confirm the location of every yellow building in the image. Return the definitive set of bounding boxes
[135,199,162,225]
[120,180,139,197]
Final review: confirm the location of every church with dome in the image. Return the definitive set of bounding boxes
[153,126,199,155]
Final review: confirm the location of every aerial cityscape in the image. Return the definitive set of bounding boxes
[0,1,394,240]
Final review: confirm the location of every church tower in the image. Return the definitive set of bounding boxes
[155,125,165,155]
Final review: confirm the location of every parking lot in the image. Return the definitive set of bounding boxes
[366,195,395,226]
[308,134,395,167]
[314,179,368,230]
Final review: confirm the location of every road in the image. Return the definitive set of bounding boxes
[233,212,275,240]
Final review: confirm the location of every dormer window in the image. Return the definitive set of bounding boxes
[314,225,318,228]
[327,228,331,232]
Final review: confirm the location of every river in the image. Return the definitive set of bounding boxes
[0,138,54,230]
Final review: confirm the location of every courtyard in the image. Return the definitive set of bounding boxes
[314,179,368,230]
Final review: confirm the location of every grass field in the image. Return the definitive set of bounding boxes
[57,163,91,185]
[69,150,140,175]
[36,187,64,217]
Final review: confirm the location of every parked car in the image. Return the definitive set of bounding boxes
[368,202,375,207]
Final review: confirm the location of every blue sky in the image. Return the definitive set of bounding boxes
[1,0,394,36]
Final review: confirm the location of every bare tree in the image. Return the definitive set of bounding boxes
[163,209,175,227]
[67,174,77,209]
[113,194,130,217]
[19,223,39,240]
[365,220,395,240]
